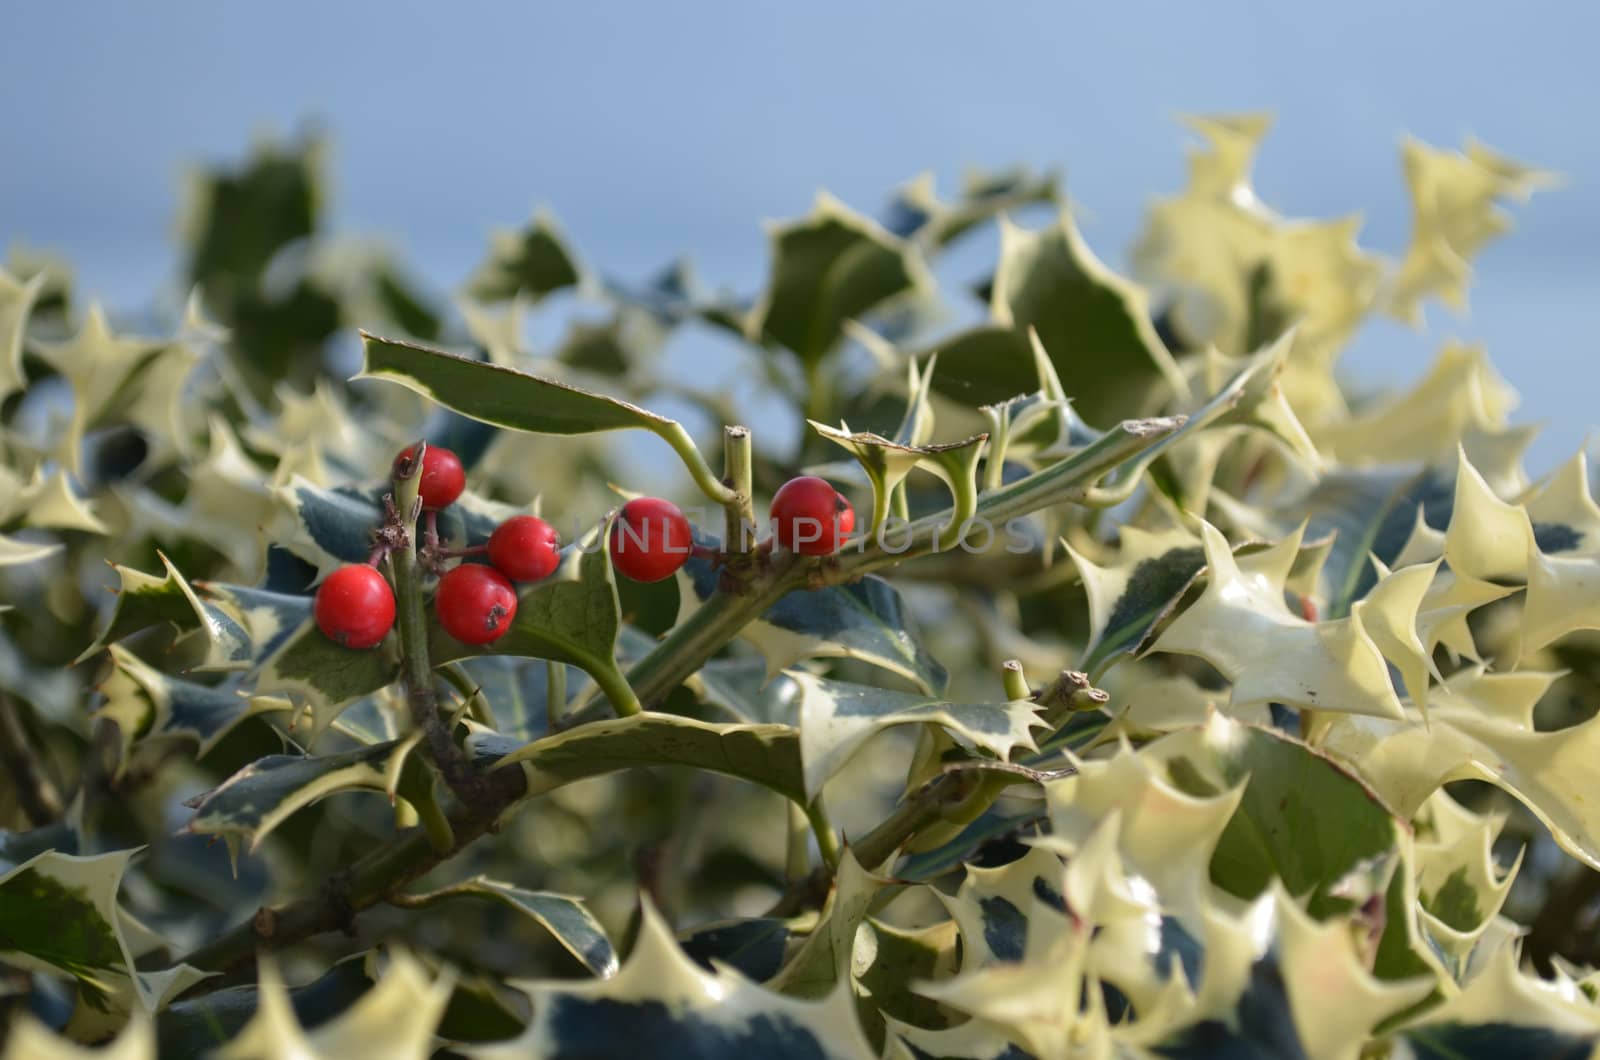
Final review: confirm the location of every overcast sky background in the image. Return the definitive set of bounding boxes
[2,2,1596,470]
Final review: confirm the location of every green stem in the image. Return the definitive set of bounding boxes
[623,413,1200,713]
[546,658,567,731]
[723,425,757,555]
[623,556,803,709]
[1002,659,1031,701]
[785,802,810,881]
[658,422,737,507]
[805,798,841,872]
[591,662,643,718]
[389,460,483,800]
[412,781,455,853]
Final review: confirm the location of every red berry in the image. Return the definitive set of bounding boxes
[771,476,852,555]
[608,497,692,582]
[394,444,466,511]
[488,515,562,582]
[314,564,396,650]
[435,564,517,644]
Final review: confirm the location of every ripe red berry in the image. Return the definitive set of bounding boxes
[608,497,692,582]
[435,564,518,644]
[771,476,853,555]
[394,444,466,511]
[488,515,562,582]
[314,564,396,650]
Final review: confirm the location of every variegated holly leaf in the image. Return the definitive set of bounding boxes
[1148,521,1411,719]
[95,644,291,763]
[1413,804,1520,961]
[1520,451,1600,656]
[482,712,806,805]
[2,1014,154,1060]
[391,878,616,978]
[186,741,399,854]
[1066,522,1206,680]
[0,467,108,534]
[935,845,1068,967]
[33,304,163,475]
[468,899,874,1059]
[885,167,1059,248]
[154,953,375,1057]
[1265,885,1436,1059]
[1317,343,1519,473]
[683,558,947,695]
[0,530,60,567]
[1151,714,1404,918]
[690,657,803,726]
[914,898,1110,1057]
[992,210,1188,426]
[769,852,888,999]
[747,193,927,367]
[678,918,794,983]
[0,849,208,1039]
[1395,944,1600,1056]
[271,475,511,581]
[854,918,962,1044]
[792,673,1042,800]
[1037,738,1242,922]
[251,618,401,733]
[0,267,45,401]
[217,952,454,1060]
[1388,137,1555,324]
[1322,666,1600,870]
[77,555,254,671]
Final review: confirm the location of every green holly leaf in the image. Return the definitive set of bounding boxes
[991,211,1187,425]
[791,673,1042,801]
[466,212,581,303]
[1154,715,1404,917]
[684,564,947,696]
[360,332,688,439]
[748,193,927,367]
[482,712,805,805]
[432,539,631,715]
[395,878,617,978]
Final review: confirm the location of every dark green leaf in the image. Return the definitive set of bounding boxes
[751,196,922,366]
[483,713,806,805]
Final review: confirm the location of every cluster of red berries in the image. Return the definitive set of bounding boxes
[314,445,562,650]
[313,445,858,651]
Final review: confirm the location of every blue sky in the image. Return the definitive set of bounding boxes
[2,2,1595,468]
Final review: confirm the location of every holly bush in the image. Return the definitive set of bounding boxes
[1,115,1594,1058]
